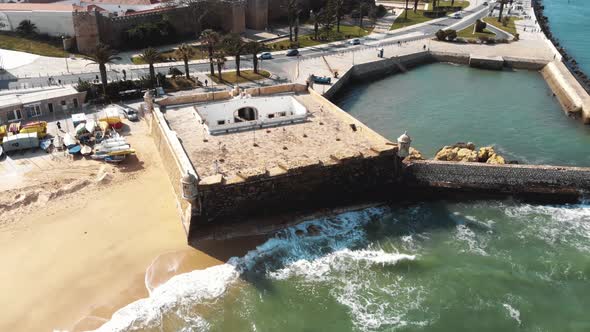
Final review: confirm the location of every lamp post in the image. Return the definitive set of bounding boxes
[61,36,70,73]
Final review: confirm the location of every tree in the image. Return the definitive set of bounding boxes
[285,0,300,42]
[358,1,368,28]
[16,20,38,36]
[140,47,162,88]
[332,0,345,32]
[498,0,506,22]
[84,43,121,97]
[320,3,337,39]
[175,44,195,79]
[405,0,410,19]
[435,29,447,41]
[246,41,267,74]
[413,0,419,13]
[222,34,247,77]
[475,19,487,33]
[446,29,457,41]
[213,51,226,80]
[310,10,321,40]
[200,29,220,77]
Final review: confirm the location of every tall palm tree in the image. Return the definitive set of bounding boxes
[213,51,226,80]
[200,29,220,77]
[498,0,507,22]
[310,10,321,40]
[246,41,267,74]
[359,2,368,28]
[333,0,344,32]
[286,0,299,42]
[84,43,121,96]
[140,47,162,88]
[413,0,419,13]
[16,20,38,36]
[175,44,195,79]
[405,0,410,19]
[222,34,247,77]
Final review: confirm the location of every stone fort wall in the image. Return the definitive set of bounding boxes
[404,160,590,198]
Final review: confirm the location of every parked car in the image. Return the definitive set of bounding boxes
[258,52,272,60]
[122,108,139,122]
[350,38,361,45]
[285,49,300,56]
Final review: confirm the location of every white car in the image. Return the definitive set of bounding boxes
[453,12,463,19]
[258,52,272,60]
[350,38,361,45]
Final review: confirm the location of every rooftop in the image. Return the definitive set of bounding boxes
[0,86,81,108]
[163,92,393,183]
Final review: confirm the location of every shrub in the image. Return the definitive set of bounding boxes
[168,67,183,78]
[16,20,38,36]
[435,29,447,41]
[478,35,490,44]
[376,4,388,18]
[446,29,457,41]
[501,16,509,27]
[475,19,487,33]
[496,38,509,44]
[513,33,520,41]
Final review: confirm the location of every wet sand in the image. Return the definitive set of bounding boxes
[0,121,226,332]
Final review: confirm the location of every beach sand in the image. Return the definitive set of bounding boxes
[0,120,224,332]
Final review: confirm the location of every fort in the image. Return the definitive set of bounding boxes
[144,80,590,244]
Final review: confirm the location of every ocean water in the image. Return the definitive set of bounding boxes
[542,0,590,76]
[333,63,590,165]
[95,51,590,332]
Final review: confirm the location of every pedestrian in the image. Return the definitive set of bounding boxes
[423,44,426,50]
[56,121,62,132]
[205,79,208,87]
[58,79,61,85]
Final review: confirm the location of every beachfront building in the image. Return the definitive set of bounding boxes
[0,86,86,124]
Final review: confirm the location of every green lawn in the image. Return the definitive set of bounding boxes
[457,23,495,39]
[208,70,271,84]
[0,33,67,57]
[432,0,470,8]
[131,46,208,64]
[390,10,434,30]
[267,25,372,49]
[483,16,519,36]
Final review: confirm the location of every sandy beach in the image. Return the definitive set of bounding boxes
[0,120,223,332]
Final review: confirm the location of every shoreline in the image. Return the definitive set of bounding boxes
[533,0,590,94]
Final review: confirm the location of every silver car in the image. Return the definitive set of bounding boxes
[123,108,139,121]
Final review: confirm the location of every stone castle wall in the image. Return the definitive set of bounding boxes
[404,160,590,198]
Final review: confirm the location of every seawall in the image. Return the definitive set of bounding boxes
[404,160,590,199]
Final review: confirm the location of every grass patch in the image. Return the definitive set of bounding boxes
[390,10,434,30]
[457,24,495,39]
[0,32,67,57]
[208,70,271,84]
[483,16,519,36]
[131,45,208,64]
[267,25,372,49]
[432,0,470,8]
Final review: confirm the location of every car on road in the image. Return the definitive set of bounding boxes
[258,52,272,60]
[483,1,488,5]
[452,12,463,19]
[285,49,300,56]
[122,108,139,122]
[350,38,361,45]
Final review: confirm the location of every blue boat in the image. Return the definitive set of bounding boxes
[68,144,81,155]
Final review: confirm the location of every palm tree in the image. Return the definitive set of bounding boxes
[286,0,299,42]
[16,20,38,36]
[222,34,247,77]
[213,51,226,80]
[201,29,220,77]
[405,0,410,19]
[358,1,368,28]
[84,43,121,96]
[140,47,162,88]
[333,0,344,32]
[246,41,267,74]
[413,0,419,13]
[498,0,507,22]
[175,44,195,79]
[310,10,321,40]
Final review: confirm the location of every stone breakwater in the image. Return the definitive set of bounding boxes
[533,0,590,94]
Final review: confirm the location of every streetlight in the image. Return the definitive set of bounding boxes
[61,36,70,73]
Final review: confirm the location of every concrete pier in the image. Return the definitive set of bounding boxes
[469,55,505,70]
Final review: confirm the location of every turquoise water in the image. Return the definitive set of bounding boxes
[542,0,590,75]
[96,64,590,332]
[334,63,590,166]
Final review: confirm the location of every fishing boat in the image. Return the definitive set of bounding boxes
[68,145,81,155]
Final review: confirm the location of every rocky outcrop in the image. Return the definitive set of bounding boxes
[405,147,424,161]
[435,143,505,164]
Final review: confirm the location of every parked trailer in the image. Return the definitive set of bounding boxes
[2,133,39,153]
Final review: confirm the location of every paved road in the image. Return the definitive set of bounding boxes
[0,3,493,90]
